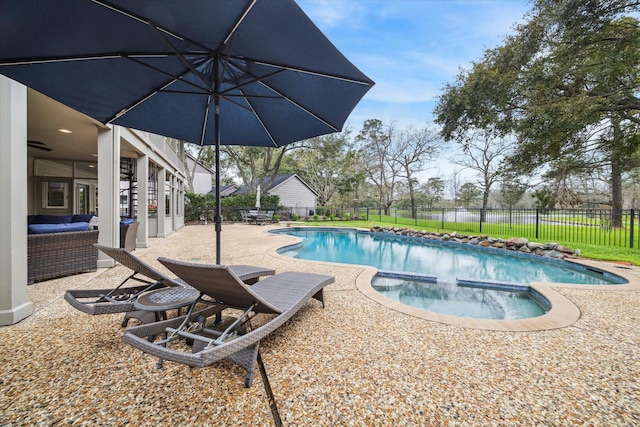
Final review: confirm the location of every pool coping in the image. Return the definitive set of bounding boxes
[268,226,640,332]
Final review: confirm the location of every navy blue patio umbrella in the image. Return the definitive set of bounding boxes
[0,0,374,263]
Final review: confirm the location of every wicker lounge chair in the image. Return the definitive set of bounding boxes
[64,244,275,326]
[123,257,334,387]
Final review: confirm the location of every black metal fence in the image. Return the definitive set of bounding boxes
[310,207,640,250]
[187,203,640,249]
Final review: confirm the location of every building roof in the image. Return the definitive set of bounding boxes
[232,174,318,196]
[209,184,239,197]
[185,152,215,174]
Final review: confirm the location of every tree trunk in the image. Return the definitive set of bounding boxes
[408,179,416,220]
[611,121,624,228]
[481,189,490,222]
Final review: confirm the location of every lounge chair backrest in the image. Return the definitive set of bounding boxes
[95,244,183,287]
[158,257,282,313]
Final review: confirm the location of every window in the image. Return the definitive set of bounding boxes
[148,162,158,217]
[42,181,68,209]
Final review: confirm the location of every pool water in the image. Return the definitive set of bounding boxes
[276,228,620,285]
[371,276,548,320]
[274,228,624,320]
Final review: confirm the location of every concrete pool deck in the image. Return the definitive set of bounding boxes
[1,224,639,425]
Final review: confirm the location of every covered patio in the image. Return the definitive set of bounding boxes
[1,224,639,425]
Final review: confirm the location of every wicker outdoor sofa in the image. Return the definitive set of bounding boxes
[26,214,140,284]
[27,229,99,284]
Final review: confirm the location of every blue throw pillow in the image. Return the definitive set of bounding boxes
[32,215,72,224]
[72,214,95,223]
[120,218,134,225]
[28,222,89,234]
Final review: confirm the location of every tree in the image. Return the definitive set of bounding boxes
[355,119,399,215]
[289,129,354,206]
[393,126,442,218]
[447,170,464,208]
[533,186,557,213]
[450,133,513,220]
[423,177,445,209]
[458,182,482,208]
[434,0,640,227]
[221,145,297,192]
[498,174,528,208]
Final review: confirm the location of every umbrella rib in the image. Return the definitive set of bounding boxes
[241,98,279,147]
[93,0,213,53]
[218,66,287,97]
[231,63,342,132]
[199,96,213,146]
[222,0,258,46]
[147,21,214,92]
[105,78,178,124]
[240,56,373,86]
[254,82,341,133]
[104,54,215,124]
[124,55,212,95]
[0,53,167,66]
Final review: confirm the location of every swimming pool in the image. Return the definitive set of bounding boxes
[371,274,549,320]
[273,227,625,320]
[274,228,624,285]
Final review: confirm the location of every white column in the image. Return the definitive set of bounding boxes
[96,126,121,267]
[0,76,33,325]
[156,167,167,238]
[136,155,149,248]
[171,174,177,232]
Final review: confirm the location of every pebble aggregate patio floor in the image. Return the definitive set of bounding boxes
[1,223,639,426]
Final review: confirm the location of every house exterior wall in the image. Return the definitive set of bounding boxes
[185,155,213,194]
[272,177,316,216]
[192,172,212,194]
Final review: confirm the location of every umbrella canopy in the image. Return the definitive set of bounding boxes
[0,0,374,262]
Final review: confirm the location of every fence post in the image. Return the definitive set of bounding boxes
[630,209,635,249]
[535,208,540,239]
[441,208,445,230]
[479,208,483,233]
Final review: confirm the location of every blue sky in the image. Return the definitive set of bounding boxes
[297,0,532,130]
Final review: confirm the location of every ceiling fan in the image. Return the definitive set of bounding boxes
[27,140,53,152]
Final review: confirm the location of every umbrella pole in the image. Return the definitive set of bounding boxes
[214,96,222,265]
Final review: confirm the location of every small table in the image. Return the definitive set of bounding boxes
[133,286,200,321]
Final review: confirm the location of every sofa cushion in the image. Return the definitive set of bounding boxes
[28,222,89,234]
[31,215,73,224]
[72,214,95,223]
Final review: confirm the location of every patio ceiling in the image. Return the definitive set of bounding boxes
[27,89,106,162]
[26,88,171,163]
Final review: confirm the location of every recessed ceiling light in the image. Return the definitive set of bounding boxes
[91,153,98,157]
[88,164,96,168]
[58,128,72,134]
